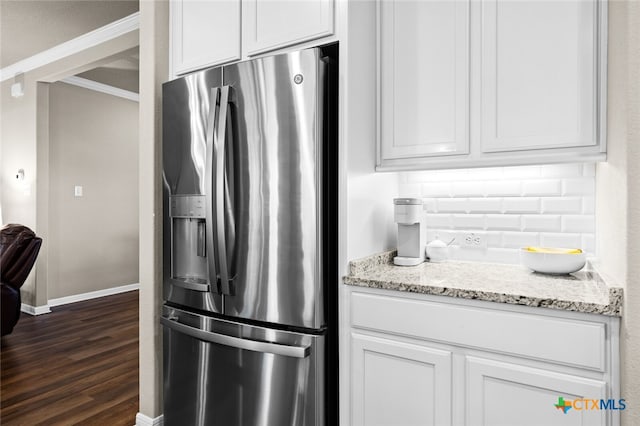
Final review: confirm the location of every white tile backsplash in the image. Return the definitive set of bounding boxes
[425,213,453,229]
[502,197,540,213]
[437,198,469,213]
[484,180,523,197]
[522,215,562,232]
[541,164,584,178]
[452,214,485,229]
[401,164,596,264]
[561,215,595,233]
[540,233,582,249]
[422,182,451,197]
[467,197,503,213]
[451,181,487,197]
[522,180,562,196]
[541,197,583,214]
[502,232,540,248]
[486,214,521,230]
[562,178,595,195]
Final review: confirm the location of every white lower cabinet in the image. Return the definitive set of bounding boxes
[466,357,607,426]
[344,287,620,426]
[351,333,452,426]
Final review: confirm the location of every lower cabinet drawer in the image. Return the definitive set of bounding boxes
[350,291,606,371]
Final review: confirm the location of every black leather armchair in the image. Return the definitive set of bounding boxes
[1,224,42,336]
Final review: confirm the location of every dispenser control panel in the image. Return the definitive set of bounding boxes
[170,195,205,218]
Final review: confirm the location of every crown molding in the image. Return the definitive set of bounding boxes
[0,12,139,82]
[61,76,139,102]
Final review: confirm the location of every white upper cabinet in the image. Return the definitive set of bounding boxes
[481,0,597,153]
[243,0,334,56]
[377,0,607,171]
[171,0,241,75]
[379,0,469,160]
[170,0,334,77]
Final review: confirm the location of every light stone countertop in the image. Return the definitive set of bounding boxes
[343,250,623,316]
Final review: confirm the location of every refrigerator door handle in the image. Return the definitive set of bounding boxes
[214,85,233,296]
[168,278,210,292]
[160,316,311,359]
[205,87,221,293]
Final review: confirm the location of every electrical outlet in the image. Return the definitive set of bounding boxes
[460,231,487,249]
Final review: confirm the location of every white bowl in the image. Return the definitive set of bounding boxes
[520,247,586,275]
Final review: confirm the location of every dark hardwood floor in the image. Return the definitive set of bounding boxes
[0,291,139,425]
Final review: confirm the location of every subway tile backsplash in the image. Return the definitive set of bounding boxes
[399,164,596,264]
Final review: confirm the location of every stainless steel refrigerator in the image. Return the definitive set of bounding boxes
[161,46,338,426]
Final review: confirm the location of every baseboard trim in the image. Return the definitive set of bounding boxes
[135,413,164,426]
[21,303,52,316]
[48,283,140,307]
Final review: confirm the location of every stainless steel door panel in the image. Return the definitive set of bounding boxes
[222,48,325,329]
[162,306,324,426]
[163,68,222,196]
[163,68,223,313]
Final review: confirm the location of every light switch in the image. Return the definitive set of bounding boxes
[74,186,83,197]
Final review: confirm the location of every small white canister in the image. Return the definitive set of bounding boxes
[427,236,449,263]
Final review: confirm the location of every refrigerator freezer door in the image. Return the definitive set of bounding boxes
[161,306,324,426]
[163,68,223,313]
[222,48,325,329]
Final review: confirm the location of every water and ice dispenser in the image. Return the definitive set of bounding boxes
[393,198,426,266]
[170,195,208,284]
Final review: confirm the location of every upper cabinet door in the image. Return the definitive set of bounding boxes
[171,0,241,75]
[378,0,470,164]
[243,0,334,56]
[481,0,598,153]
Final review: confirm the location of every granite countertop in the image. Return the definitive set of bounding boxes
[344,250,623,316]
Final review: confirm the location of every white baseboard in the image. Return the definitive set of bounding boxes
[135,413,164,426]
[21,303,52,316]
[48,283,140,307]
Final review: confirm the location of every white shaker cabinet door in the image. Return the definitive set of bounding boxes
[351,333,453,426]
[480,0,598,153]
[466,357,607,426]
[379,0,470,163]
[171,0,241,75]
[243,0,334,56]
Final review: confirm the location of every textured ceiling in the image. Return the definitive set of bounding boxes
[0,0,139,68]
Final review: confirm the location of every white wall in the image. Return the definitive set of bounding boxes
[0,30,139,306]
[399,164,596,263]
[344,0,399,266]
[48,81,139,299]
[597,2,640,424]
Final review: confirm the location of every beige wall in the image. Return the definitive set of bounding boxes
[138,1,168,419]
[47,82,138,299]
[622,2,640,424]
[0,29,138,306]
[597,2,640,424]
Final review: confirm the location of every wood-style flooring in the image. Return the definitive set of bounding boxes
[0,291,139,425]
